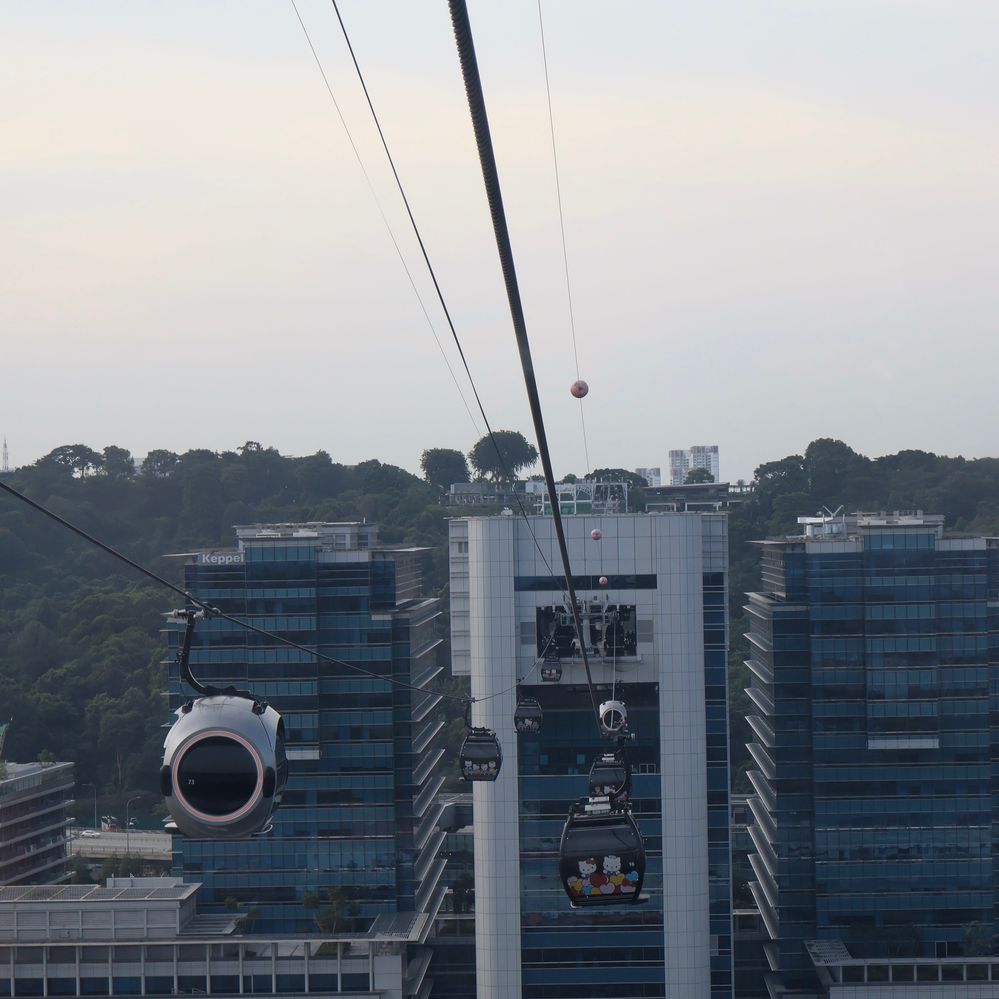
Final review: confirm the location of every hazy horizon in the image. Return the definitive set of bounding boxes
[4,1,998,483]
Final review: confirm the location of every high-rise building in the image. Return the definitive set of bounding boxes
[165,523,447,937]
[669,446,720,485]
[0,760,74,887]
[449,512,733,999]
[635,466,663,488]
[745,512,999,994]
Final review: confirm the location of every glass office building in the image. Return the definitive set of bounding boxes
[745,513,999,993]
[165,523,447,936]
[450,513,732,999]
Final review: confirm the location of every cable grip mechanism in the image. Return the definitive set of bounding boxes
[167,608,268,713]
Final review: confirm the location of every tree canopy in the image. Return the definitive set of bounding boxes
[468,431,538,481]
[420,448,470,491]
[684,467,715,484]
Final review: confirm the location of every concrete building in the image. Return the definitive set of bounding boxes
[635,467,663,488]
[449,512,733,998]
[669,446,720,485]
[0,877,433,998]
[0,761,73,887]
[165,523,447,936]
[644,481,751,515]
[744,512,999,996]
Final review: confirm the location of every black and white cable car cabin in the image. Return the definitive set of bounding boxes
[459,727,502,781]
[588,750,630,804]
[559,803,645,907]
[514,697,543,734]
[540,658,562,683]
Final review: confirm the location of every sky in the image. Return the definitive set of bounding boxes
[3,1,998,483]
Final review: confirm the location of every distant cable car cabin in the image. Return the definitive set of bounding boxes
[459,727,502,782]
[541,660,562,683]
[514,697,543,734]
[588,751,630,804]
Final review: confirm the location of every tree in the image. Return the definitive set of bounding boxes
[468,431,538,481]
[421,448,470,491]
[37,749,56,766]
[684,467,715,484]
[590,468,649,490]
[306,887,359,934]
[39,444,103,478]
[100,446,135,479]
[140,450,179,477]
[804,438,867,503]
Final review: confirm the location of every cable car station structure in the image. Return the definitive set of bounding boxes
[450,512,733,999]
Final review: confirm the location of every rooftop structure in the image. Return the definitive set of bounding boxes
[0,877,433,998]
[644,480,751,514]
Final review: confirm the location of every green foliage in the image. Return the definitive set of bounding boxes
[684,467,714,484]
[420,448,470,491]
[306,888,359,934]
[0,441,451,795]
[468,431,538,481]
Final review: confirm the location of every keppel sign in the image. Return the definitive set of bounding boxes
[198,551,244,566]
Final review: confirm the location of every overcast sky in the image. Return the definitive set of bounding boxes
[4,1,998,482]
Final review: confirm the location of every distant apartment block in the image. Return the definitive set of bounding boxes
[669,445,720,485]
[635,466,662,487]
[0,761,73,887]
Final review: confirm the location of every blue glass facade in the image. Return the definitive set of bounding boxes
[513,569,732,998]
[746,518,999,990]
[165,525,446,935]
[518,687,667,999]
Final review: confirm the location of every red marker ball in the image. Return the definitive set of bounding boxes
[570,380,589,399]
[591,529,602,541]
[599,576,609,586]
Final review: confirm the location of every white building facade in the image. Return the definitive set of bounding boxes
[449,513,732,999]
[668,446,720,485]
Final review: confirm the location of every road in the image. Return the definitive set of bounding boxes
[69,829,173,861]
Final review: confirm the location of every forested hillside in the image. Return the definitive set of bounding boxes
[2,437,999,804]
[0,442,451,804]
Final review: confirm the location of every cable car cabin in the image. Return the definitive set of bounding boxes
[600,617,626,657]
[588,752,630,803]
[540,661,562,683]
[460,728,502,781]
[514,697,542,734]
[559,804,645,907]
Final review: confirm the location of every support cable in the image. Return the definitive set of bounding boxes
[537,0,591,475]
[325,0,580,615]
[290,0,481,438]
[447,0,600,725]
[0,477,531,706]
